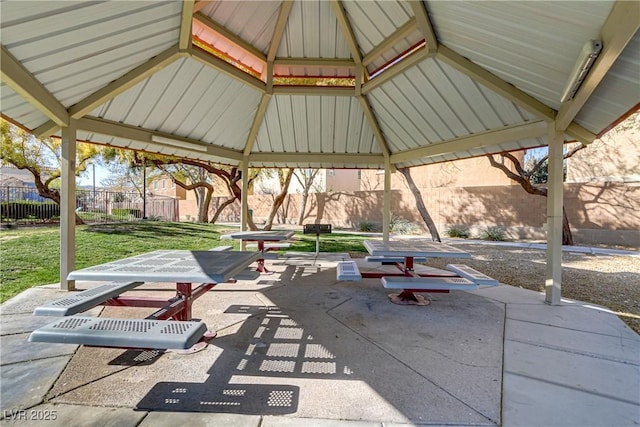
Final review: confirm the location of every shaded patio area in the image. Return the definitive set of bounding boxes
[2,253,638,426]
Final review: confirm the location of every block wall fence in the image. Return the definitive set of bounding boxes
[179,182,639,247]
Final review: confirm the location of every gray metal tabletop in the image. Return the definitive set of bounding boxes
[221,230,295,241]
[363,239,472,258]
[67,250,260,283]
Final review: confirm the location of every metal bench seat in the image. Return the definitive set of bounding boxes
[365,256,427,264]
[29,317,208,349]
[446,264,499,286]
[382,276,477,291]
[33,281,143,317]
[336,261,362,281]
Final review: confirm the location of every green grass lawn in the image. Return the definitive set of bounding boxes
[0,221,369,303]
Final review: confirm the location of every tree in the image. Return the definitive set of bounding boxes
[262,168,294,230]
[293,168,321,225]
[397,167,441,241]
[487,144,586,245]
[0,119,100,224]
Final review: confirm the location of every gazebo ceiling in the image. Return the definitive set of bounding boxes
[1,1,638,169]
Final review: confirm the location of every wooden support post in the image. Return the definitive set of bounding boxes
[60,121,77,291]
[545,123,564,305]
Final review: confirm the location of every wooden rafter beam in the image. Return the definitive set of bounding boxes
[358,96,390,159]
[33,121,61,139]
[179,1,195,50]
[437,45,556,121]
[362,18,417,66]
[390,120,548,164]
[408,0,438,54]
[193,12,267,62]
[1,45,69,127]
[566,122,597,145]
[331,0,362,65]
[244,94,272,156]
[189,46,266,92]
[69,45,183,120]
[274,58,356,68]
[249,152,384,165]
[268,1,293,62]
[272,86,354,96]
[362,45,429,94]
[556,1,640,131]
[77,116,243,161]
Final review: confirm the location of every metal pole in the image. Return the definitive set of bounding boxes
[142,165,147,219]
[92,163,96,209]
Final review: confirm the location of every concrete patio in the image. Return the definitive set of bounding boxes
[1,253,639,426]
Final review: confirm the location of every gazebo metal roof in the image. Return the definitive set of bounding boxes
[2,1,638,170]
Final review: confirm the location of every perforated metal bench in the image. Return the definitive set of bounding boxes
[209,245,233,251]
[381,276,477,291]
[33,281,143,317]
[446,264,499,286]
[336,261,362,281]
[365,256,427,264]
[28,317,208,350]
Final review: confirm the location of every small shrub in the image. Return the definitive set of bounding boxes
[390,216,419,234]
[359,221,379,232]
[445,224,470,238]
[479,226,506,241]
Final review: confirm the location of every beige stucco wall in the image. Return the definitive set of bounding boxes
[179,181,639,247]
[566,115,640,184]
[360,155,524,191]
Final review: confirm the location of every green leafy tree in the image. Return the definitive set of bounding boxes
[0,119,100,224]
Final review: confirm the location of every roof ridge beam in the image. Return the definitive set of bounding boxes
[358,96,390,159]
[68,45,183,120]
[179,1,195,50]
[331,0,362,65]
[268,1,293,62]
[390,120,548,164]
[77,116,242,161]
[361,45,429,94]
[556,1,640,131]
[193,12,267,63]
[363,18,416,67]
[408,0,438,54]
[249,152,384,166]
[266,1,293,92]
[437,44,556,122]
[244,94,272,156]
[274,58,356,68]
[189,46,266,92]
[272,86,354,96]
[1,45,69,127]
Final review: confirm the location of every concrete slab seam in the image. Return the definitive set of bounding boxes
[326,305,499,426]
[503,370,640,407]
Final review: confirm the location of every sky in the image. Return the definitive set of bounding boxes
[77,163,110,187]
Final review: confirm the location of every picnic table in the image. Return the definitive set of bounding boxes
[337,239,498,306]
[221,230,294,273]
[29,250,260,350]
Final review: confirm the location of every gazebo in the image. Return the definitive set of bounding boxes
[1,1,638,303]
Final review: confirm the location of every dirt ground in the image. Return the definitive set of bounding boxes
[355,242,640,334]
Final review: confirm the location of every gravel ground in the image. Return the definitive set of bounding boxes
[354,242,640,334]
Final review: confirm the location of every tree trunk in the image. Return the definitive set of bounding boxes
[263,169,294,231]
[195,186,212,223]
[398,168,441,242]
[298,192,309,225]
[210,197,236,224]
[562,206,574,246]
